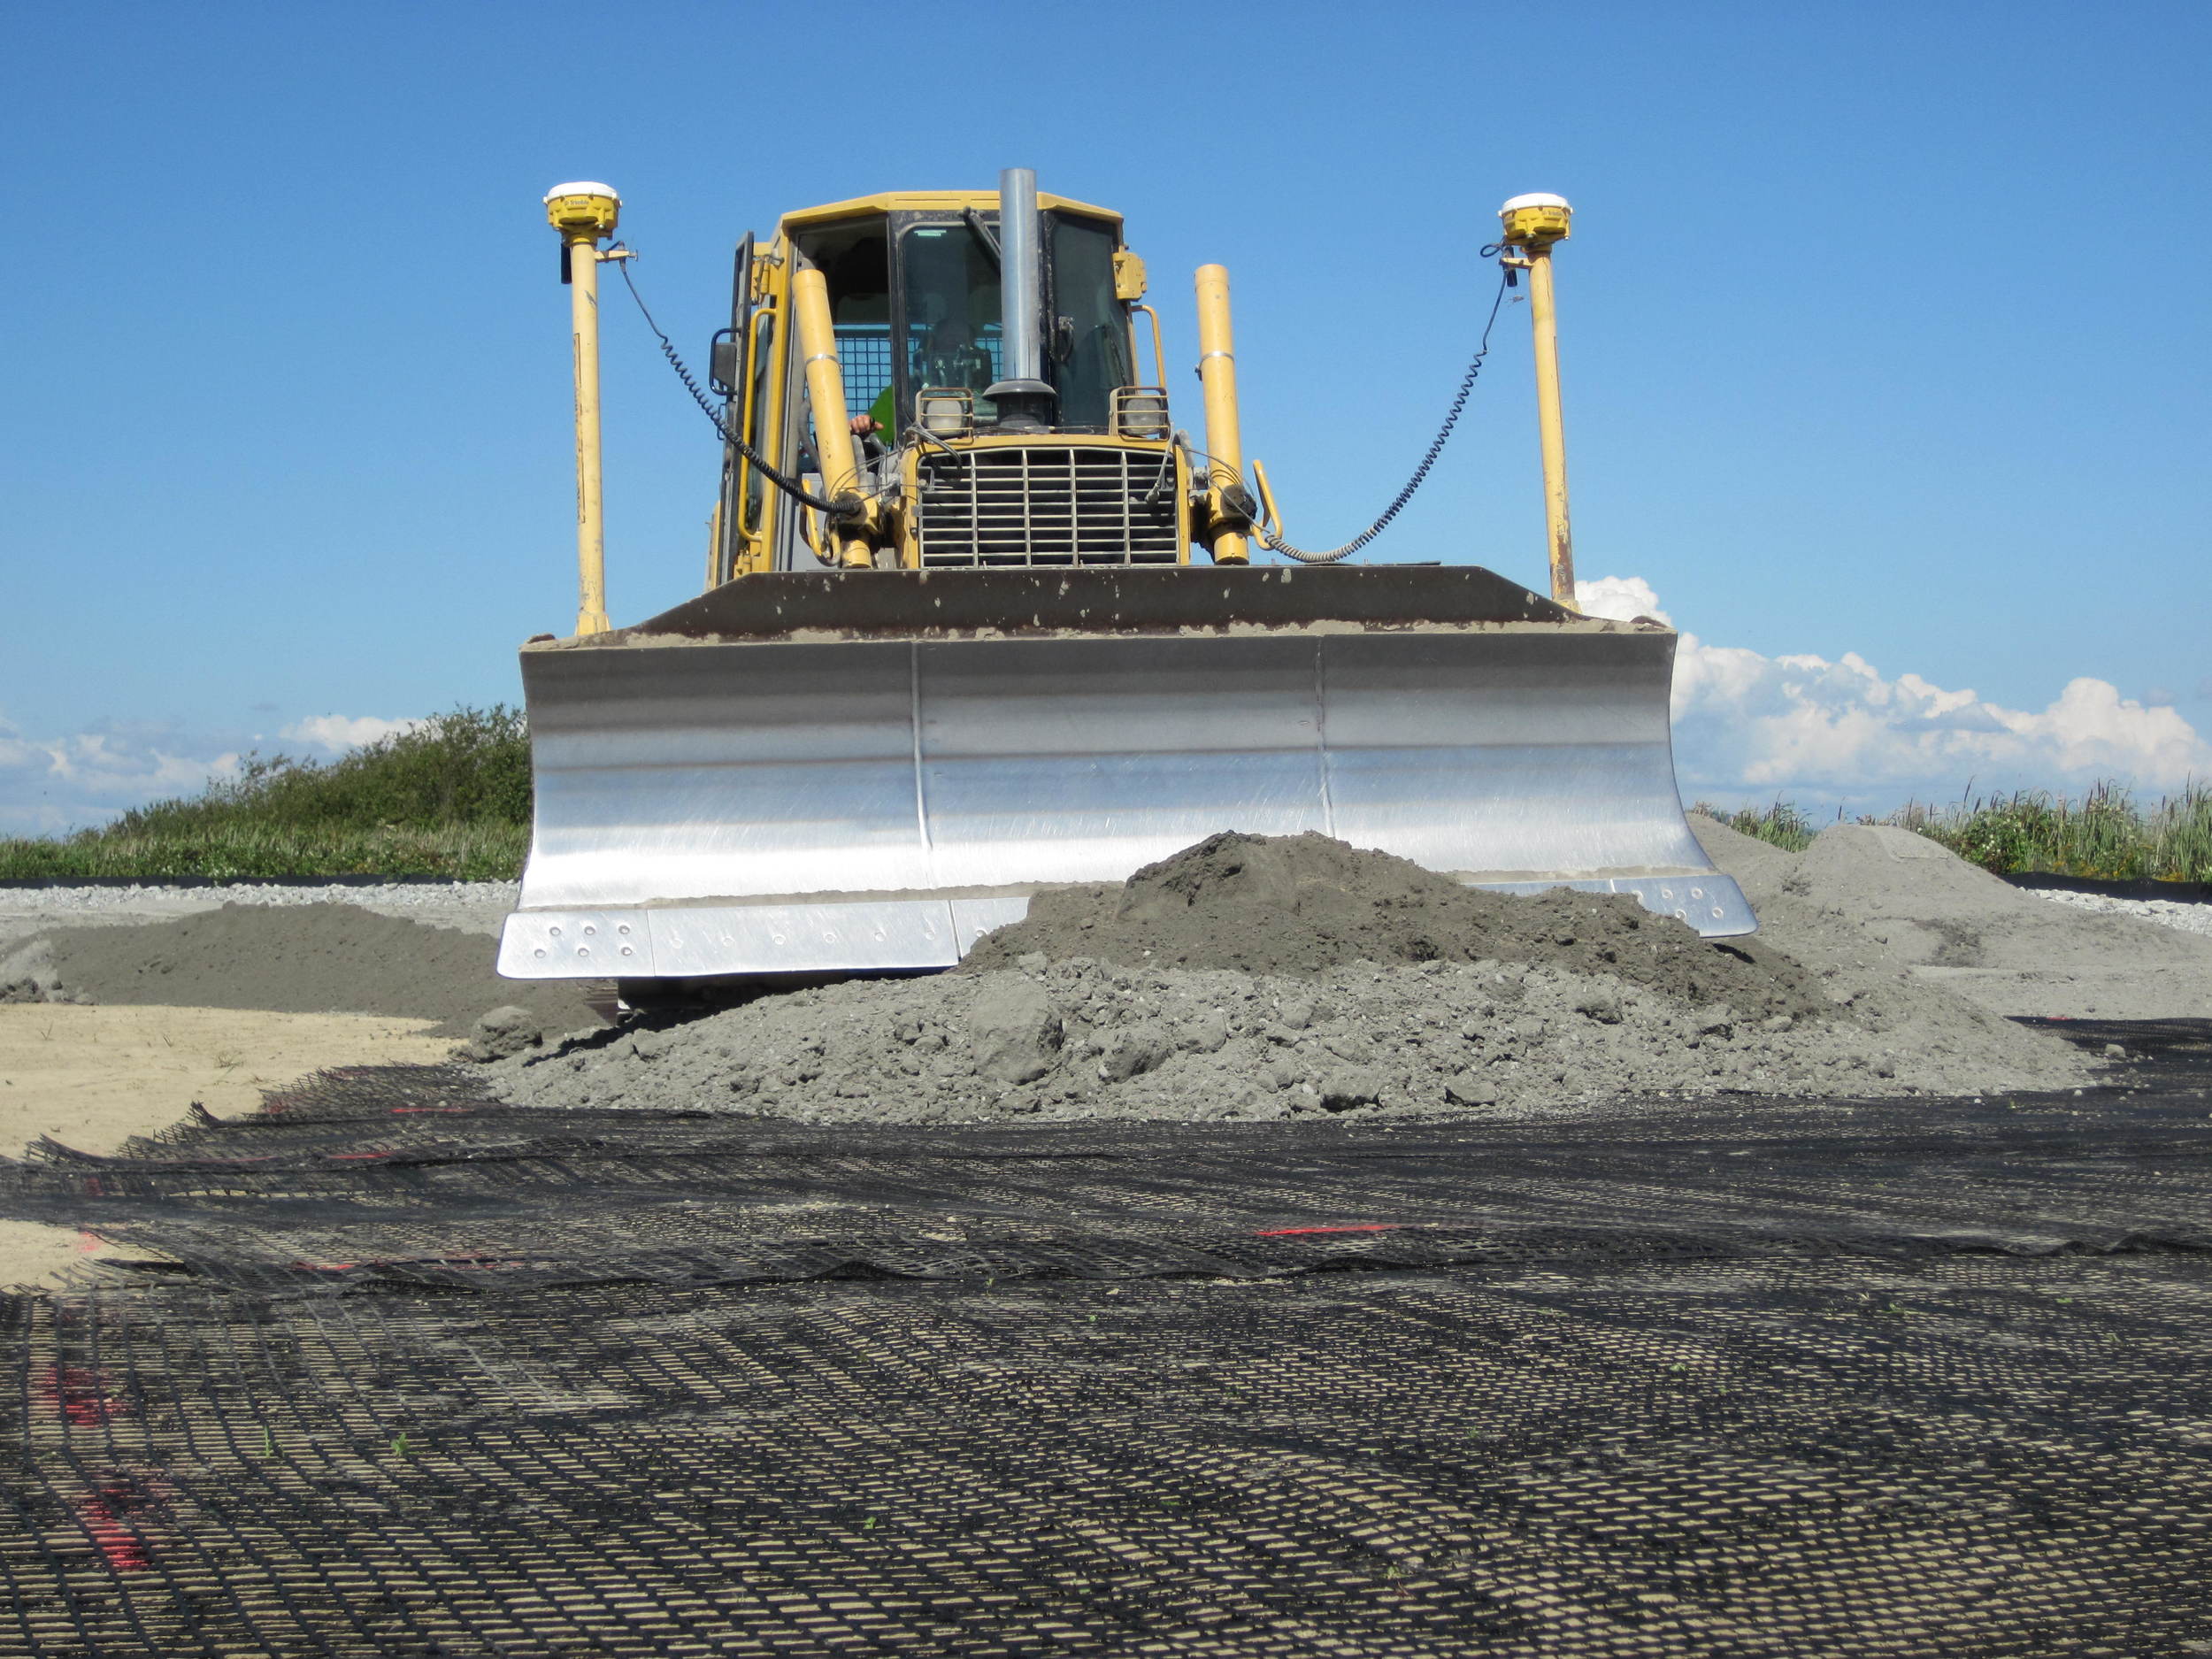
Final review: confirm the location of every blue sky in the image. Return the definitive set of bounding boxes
[4,0,2207,831]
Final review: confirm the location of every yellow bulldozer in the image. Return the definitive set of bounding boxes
[499,171,1752,1000]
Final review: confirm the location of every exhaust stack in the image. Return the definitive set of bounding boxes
[983,166,1057,431]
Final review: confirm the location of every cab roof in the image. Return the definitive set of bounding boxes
[780,190,1122,234]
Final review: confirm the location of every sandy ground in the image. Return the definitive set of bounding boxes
[0,1003,457,1156]
[0,1218,181,1292]
[0,1004,458,1288]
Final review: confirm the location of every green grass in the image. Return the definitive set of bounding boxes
[1696,781,2212,884]
[1906,784,2212,883]
[1691,799,1824,854]
[0,706,534,880]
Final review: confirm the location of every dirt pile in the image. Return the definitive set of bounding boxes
[0,902,603,1039]
[967,831,1825,1020]
[491,832,2097,1124]
[1688,815,2212,1019]
[492,946,2089,1125]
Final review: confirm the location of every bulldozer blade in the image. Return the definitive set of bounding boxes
[498,565,1753,983]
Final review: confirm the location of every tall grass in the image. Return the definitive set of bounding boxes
[0,707,533,880]
[1690,800,1824,854]
[1907,784,2212,883]
[1696,782,2212,884]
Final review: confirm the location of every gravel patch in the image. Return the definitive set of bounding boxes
[0,879,519,914]
[2027,888,2212,940]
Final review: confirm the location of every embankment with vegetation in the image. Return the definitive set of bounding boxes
[1699,784,2212,885]
[3,704,2206,884]
[0,708,531,880]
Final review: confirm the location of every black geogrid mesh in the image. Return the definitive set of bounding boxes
[4,1019,2212,1655]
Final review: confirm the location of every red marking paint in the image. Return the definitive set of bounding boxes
[1252,1224,1404,1238]
[74,1487,153,1573]
[77,1232,101,1255]
[34,1365,127,1427]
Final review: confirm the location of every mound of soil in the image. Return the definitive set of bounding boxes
[492,833,2093,1125]
[965,831,1825,1021]
[5,902,602,1039]
[492,949,2090,1126]
[1687,815,2212,1020]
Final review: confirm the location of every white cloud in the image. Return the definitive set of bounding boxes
[1577,575,2212,808]
[1573,574,1673,627]
[280,714,422,753]
[0,714,242,837]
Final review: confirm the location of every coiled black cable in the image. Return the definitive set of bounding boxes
[1256,265,1511,564]
[613,254,846,514]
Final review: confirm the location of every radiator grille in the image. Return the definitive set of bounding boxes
[915,445,1181,567]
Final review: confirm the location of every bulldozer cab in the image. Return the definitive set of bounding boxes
[806,204,1130,426]
[712,188,1165,583]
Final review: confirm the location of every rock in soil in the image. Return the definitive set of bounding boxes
[463,1004,549,1062]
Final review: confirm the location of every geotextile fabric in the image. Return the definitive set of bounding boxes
[4,1019,2212,1655]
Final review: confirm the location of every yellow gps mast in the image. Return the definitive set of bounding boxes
[1497,193,1577,608]
[544,182,623,636]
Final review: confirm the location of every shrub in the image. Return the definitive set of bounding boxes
[1909,782,2210,883]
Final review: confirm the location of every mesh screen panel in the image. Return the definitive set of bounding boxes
[835,325,894,419]
[4,1018,2211,1656]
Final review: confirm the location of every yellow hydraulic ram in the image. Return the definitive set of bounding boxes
[1192,264,1250,566]
[790,268,876,569]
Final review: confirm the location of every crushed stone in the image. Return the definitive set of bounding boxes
[489,831,2100,1125]
[2028,887,2212,940]
[0,879,519,917]
[0,902,603,1039]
